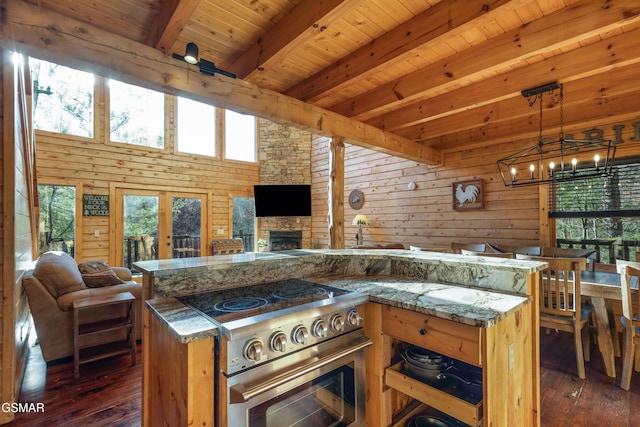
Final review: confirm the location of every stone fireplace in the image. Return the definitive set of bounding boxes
[269,230,302,251]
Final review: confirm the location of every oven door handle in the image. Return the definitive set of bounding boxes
[230,337,372,403]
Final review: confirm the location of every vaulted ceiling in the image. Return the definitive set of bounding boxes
[5,0,640,164]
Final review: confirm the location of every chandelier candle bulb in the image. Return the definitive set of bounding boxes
[594,154,600,170]
[529,164,535,180]
[571,158,577,173]
[510,167,517,182]
[549,162,555,178]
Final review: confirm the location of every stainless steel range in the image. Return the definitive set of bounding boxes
[179,278,371,427]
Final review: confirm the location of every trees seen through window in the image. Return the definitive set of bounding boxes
[29,58,94,138]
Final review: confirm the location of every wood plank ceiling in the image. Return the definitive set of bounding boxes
[14,0,640,162]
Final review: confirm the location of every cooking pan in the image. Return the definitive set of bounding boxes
[401,347,453,384]
[406,415,456,427]
[439,363,483,400]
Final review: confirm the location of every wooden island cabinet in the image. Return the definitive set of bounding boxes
[364,302,536,427]
[143,310,215,427]
[135,250,543,427]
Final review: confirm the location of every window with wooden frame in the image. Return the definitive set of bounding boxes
[550,157,640,264]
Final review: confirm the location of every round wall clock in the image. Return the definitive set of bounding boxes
[349,189,364,210]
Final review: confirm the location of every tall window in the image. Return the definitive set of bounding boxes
[109,79,165,148]
[177,97,216,156]
[551,159,640,263]
[232,196,256,252]
[38,184,76,257]
[29,58,94,138]
[225,110,256,162]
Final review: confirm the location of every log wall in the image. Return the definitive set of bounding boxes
[35,87,260,263]
[311,118,640,250]
[1,52,34,424]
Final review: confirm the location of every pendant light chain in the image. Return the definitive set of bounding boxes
[558,83,564,141]
[538,92,543,144]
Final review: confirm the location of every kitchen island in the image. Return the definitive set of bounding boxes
[136,249,545,427]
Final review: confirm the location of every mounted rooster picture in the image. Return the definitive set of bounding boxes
[452,179,483,211]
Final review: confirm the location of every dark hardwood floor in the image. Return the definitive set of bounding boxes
[9,339,141,427]
[6,331,640,426]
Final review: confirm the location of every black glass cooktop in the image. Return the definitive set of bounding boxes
[178,279,351,324]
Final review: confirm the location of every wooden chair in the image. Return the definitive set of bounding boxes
[487,242,540,256]
[460,249,514,258]
[541,246,598,272]
[519,255,590,378]
[616,260,640,390]
[451,242,486,254]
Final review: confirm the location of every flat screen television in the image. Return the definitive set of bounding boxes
[254,184,312,217]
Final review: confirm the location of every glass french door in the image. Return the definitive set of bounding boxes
[115,188,207,268]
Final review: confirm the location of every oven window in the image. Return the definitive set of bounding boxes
[248,364,355,427]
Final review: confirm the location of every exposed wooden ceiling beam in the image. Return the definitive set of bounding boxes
[229,0,362,79]
[369,24,640,134]
[406,76,637,144]
[284,0,521,103]
[146,0,201,50]
[418,86,640,151]
[332,0,640,123]
[0,0,440,165]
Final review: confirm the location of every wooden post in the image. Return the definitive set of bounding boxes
[328,138,345,249]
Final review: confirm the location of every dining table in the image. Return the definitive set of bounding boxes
[580,270,638,378]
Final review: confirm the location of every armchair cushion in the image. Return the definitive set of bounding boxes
[78,260,125,287]
[34,251,86,298]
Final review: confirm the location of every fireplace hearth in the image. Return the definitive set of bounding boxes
[269,231,302,251]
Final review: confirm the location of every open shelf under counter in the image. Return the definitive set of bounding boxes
[385,362,481,427]
[365,299,537,426]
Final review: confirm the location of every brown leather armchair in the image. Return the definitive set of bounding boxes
[22,251,142,363]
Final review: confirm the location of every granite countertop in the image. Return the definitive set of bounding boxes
[310,275,530,327]
[132,250,317,274]
[145,297,219,343]
[132,248,545,276]
[148,273,531,343]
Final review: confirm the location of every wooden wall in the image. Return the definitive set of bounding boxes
[311,118,640,250]
[1,52,35,424]
[36,85,260,264]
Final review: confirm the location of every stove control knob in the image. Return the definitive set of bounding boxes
[291,325,309,345]
[330,314,345,332]
[270,332,288,352]
[312,319,328,338]
[347,310,363,327]
[244,339,264,362]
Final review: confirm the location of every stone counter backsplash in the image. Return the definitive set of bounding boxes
[135,249,544,298]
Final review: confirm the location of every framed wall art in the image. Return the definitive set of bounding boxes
[452,179,483,211]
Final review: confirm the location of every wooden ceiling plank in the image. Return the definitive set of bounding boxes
[373,24,640,134]
[400,64,640,143]
[0,0,440,165]
[284,0,521,102]
[229,0,362,79]
[411,84,640,151]
[331,0,640,122]
[146,0,202,51]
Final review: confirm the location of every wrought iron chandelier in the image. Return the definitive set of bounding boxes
[497,82,616,187]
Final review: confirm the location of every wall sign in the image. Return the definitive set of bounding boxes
[83,195,109,216]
